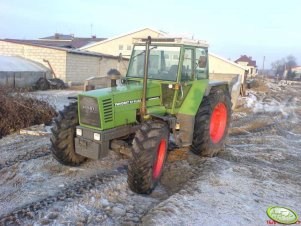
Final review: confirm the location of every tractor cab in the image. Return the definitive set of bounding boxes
[127,37,209,82]
[125,37,210,114]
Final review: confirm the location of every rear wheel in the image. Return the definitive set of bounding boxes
[127,120,169,194]
[50,102,87,166]
[190,88,231,157]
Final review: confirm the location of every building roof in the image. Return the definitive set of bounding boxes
[80,27,167,50]
[40,33,76,40]
[1,39,125,59]
[235,55,257,67]
[209,52,248,71]
[5,35,106,49]
[0,55,50,72]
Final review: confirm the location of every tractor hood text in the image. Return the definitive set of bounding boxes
[77,82,163,130]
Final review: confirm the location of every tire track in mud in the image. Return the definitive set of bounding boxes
[223,82,301,185]
[0,135,51,171]
[0,144,51,171]
[231,85,299,137]
[0,152,208,225]
[0,168,127,226]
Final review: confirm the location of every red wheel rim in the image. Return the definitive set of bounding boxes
[210,102,227,144]
[152,139,167,180]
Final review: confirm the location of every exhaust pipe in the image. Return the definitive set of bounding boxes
[107,69,121,87]
[140,36,152,121]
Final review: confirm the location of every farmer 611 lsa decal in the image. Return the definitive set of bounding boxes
[114,96,160,107]
[267,206,299,224]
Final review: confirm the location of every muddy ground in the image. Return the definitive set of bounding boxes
[0,80,300,226]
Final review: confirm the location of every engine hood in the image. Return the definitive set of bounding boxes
[77,82,163,130]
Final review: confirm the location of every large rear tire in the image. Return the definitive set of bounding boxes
[127,120,169,194]
[50,102,86,166]
[190,88,231,157]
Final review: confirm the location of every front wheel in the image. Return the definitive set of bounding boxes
[50,102,87,166]
[190,88,231,157]
[127,120,169,194]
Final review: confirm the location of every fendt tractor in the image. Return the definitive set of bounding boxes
[51,36,232,194]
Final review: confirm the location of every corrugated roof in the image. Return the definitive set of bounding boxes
[4,38,106,49]
[0,55,50,72]
[40,33,105,41]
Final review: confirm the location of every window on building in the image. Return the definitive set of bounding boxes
[119,45,123,50]
[127,45,132,51]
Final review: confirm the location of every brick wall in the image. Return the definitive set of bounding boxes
[0,41,67,80]
[66,53,128,85]
[0,41,129,85]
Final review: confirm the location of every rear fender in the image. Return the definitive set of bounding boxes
[177,81,230,147]
[205,81,230,97]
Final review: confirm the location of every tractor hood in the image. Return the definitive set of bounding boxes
[77,82,163,130]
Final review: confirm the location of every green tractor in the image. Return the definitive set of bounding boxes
[51,36,231,194]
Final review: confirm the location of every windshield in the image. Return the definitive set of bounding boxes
[127,45,181,81]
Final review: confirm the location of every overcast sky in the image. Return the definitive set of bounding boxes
[1,0,300,68]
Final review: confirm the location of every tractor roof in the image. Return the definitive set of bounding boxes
[133,37,209,48]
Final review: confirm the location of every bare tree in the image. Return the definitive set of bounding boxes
[271,55,298,78]
[286,55,297,69]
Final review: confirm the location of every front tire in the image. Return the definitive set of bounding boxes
[50,102,86,166]
[127,120,169,194]
[190,88,231,157]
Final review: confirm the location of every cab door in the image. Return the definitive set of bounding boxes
[175,48,195,109]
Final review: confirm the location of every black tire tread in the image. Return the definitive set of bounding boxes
[190,88,232,157]
[50,102,86,166]
[127,120,169,194]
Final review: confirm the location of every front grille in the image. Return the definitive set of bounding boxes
[102,98,113,122]
[79,96,100,128]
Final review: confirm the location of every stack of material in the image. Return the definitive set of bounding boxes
[0,88,57,138]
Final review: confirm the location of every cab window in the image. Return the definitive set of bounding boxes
[181,49,194,81]
[195,48,208,79]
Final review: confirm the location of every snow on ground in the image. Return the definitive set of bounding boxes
[0,80,300,225]
[27,90,82,111]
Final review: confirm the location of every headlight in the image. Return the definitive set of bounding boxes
[94,133,101,141]
[76,128,82,136]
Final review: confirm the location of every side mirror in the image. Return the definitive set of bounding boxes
[198,56,207,68]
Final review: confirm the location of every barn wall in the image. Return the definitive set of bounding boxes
[209,54,247,84]
[66,53,128,85]
[82,28,163,57]
[0,41,67,80]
